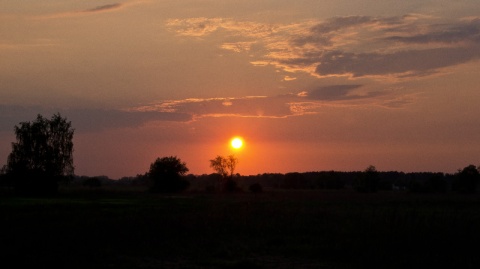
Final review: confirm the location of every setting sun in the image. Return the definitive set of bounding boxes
[231,137,243,149]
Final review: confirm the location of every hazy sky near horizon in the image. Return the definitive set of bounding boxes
[2,0,480,178]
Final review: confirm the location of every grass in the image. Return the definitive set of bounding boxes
[1,189,480,268]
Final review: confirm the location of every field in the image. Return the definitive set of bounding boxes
[1,188,480,268]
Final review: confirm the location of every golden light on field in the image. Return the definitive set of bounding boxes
[231,137,243,149]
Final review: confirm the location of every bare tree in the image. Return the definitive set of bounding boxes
[209,155,239,192]
[209,155,238,179]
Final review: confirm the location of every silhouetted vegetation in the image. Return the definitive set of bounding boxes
[224,178,241,192]
[405,172,447,193]
[2,113,74,195]
[354,165,380,193]
[453,164,480,193]
[249,183,263,193]
[59,164,480,197]
[82,176,102,188]
[209,155,239,192]
[147,156,190,193]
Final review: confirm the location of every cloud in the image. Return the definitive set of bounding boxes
[386,18,480,44]
[283,76,297,81]
[0,39,59,50]
[166,17,225,37]
[314,46,480,77]
[284,16,480,78]
[0,105,191,133]
[131,96,296,119]
[167,15,480,79]
[292,16,401,46]
[34,1,149,19]
[0,85,412,134]
[221,42,256,52]
[306,85,363,100]
[83,4,122,13]
[166,17,278,39]
[68,109,191,131]
[130,85,411,121]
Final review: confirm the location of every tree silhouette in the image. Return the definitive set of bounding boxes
[83,177,102,188]
[453,164,480,194]
[4,113,74,195]
[148,156,189,193]
[354,165,379,193]
[209,155,239,192]
[209,155,238,178]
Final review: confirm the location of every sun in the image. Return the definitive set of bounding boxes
[231,137,243,149]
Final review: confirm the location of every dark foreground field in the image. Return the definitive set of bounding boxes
[1,189,480,268]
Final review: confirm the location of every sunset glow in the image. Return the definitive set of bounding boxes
[1,1,480,178]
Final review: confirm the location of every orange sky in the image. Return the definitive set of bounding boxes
[1,1,480,178]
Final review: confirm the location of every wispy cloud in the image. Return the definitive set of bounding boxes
[0,39,59,50]
[34,1,149,20]
[83,4,122,13]
[167,15,480,79]
[221,42,256,52]
[131,96,294,119]
[129,86,412,121]
[166,17,278,38]
[166,18,225,37]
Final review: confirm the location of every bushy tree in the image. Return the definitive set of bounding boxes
[453,164,480,194]
[148,156,189,193]
[5,113,74,195]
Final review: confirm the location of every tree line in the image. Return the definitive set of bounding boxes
[1,114,479,195]
[74,166,479,194]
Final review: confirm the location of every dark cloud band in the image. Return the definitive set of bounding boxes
[0,105,191,133]
[83,4,122,13]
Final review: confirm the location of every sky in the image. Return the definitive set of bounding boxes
[1,0,480,179]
